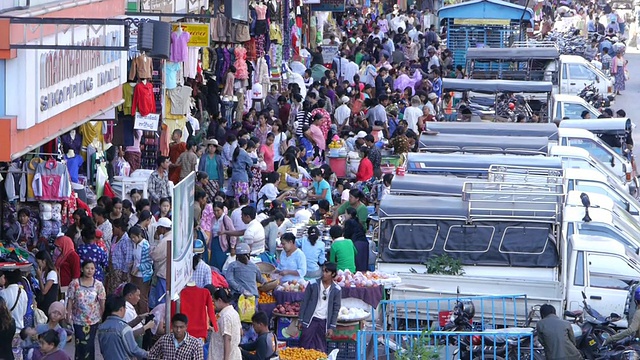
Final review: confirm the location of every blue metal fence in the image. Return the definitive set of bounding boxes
[356,329,537,360]
[373,294,529,331]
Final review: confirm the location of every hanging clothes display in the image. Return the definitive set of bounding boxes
[60,131,83,155]
[256,57,270,99]
[165,62,183,90]
[234,46,249,81]
[132,81,157,116]
[210,12,230,43]
[167,86,193,115]
[32,159,72,201]
[170,28,191,62]
[79,121,104,158]
[128,53,153,80]
[184,47,200,79]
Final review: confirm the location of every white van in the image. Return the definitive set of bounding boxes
[552,55,613,97]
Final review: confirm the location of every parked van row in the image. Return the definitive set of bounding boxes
[378,121,639,326]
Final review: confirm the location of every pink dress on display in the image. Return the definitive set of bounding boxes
[234,47,249,80]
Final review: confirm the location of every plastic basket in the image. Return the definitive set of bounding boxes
[327,341,357,360]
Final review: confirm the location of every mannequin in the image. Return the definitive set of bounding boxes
[170,282,218,338]
[79,121,103,163]
[61,130,83,155]
[128,52,153,81]
[65,148,84,183]
[170,26,191,63]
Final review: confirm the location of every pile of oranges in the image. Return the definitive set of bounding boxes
[279,347,327,360]
[258,291,275,304]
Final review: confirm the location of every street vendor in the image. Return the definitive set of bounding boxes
[274,233,307,283]
[224,243,266,298]
[333,189,369,228]
[298,262,341,354]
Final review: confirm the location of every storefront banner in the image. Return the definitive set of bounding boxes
[171,24,211,47]
[311,0,345,12]
[6,25,127,130]
[134,113,160,130]
[171,171,195,298]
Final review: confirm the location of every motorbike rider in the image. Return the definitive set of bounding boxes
[604,288,640,345]
[536,304,583,360]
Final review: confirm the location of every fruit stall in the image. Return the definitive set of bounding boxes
[269,271,400,360]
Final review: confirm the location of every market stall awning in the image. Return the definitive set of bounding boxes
[437,0,533,21]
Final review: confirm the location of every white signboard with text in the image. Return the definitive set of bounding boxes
[134,113,160,131]
[6,25,127,129]
[171,172,195,298]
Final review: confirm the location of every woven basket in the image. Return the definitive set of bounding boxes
[257,262,276,274]
[259,279,279,292]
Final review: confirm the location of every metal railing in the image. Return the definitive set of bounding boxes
[374,294,529,332]
[463,182,564,222]
[356,329,537,360]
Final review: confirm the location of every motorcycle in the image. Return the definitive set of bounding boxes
[454,305,545,360]
[564,292,617,359]
[577,83,611,110]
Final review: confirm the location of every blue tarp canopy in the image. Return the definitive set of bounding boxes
[437,0,533,21]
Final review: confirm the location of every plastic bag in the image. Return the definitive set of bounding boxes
[222,255,236,272]
[238,294,256,322]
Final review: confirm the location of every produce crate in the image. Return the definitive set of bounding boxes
[327,341,357,360]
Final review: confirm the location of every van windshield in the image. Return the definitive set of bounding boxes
[585,61,608,80]
[563,156,624,184]
[612,204,640,237]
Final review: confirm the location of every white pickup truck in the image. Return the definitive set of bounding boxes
[379,189,640,326]
[465,46,614,98]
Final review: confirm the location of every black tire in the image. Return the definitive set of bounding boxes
[594,325,617,346]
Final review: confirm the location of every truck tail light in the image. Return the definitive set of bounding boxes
[627,172,632,182]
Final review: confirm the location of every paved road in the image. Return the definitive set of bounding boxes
[611,49,640,146]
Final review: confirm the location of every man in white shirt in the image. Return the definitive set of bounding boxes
[404,96,424,133]
[425,92,438,116]
[408,24,423,42]
[427,46,440,71]
[343,58,359,85]
[149,217,172,308]
[390,14,407,33]
[230,194,249,231]
[334,96,352,130]
[122,283,154,337]
[221,206,266,255]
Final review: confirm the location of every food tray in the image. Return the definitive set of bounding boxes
[273,311,300,318]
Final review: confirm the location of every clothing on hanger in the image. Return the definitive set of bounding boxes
[167,86,193,115]
[165,62,183,90]
[132,81,157,116]
[128,54,154,81]
[170,29,191,62]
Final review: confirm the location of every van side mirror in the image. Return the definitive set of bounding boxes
[611,157,616,168]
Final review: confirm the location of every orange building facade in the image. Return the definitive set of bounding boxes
[0,0,126,160]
